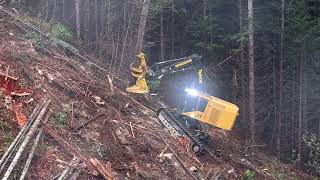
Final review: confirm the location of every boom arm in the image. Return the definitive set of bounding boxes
[126,53,204,94]
[148,54,203,86]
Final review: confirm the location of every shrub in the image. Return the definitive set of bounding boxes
[51,23,73,42]
[303,133,320,177]
[243,169,255,180]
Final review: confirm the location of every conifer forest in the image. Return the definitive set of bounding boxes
[0,0,319,179]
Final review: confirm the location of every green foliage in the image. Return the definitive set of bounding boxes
[51,23,73,41]
[290,149,301,164]
[303,133,320,177]
[0,133,13,154]
[55,111,68,125]
[243,169,255,180]
[24,31,51,50]
[9,0,20,6]
[22,18,79,54]
[267,161,288,180]
[147,79,161,94]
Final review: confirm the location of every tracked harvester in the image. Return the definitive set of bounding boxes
[127,53,239,155]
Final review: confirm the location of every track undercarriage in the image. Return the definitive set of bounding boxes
[157,108,211,155]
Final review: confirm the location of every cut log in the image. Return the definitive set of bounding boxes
[2,100,51,180]
[159,135,197,180]
[42,122,114,179]
[58,157,79,180]
[0,102,43,173]
[107,75,115,95]
[19,110,52,180]
[0,70,18,81]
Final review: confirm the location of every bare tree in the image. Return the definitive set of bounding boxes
[136,0,150,54]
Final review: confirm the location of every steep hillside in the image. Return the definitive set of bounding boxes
[0,6,314,180]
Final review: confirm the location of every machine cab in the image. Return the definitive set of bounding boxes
[182,88,239,131]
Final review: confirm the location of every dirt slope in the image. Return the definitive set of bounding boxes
[0,7,314,180]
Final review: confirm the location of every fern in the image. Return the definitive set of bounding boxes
[51,23,73,41]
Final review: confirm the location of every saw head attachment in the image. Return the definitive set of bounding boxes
[126,52,149,94]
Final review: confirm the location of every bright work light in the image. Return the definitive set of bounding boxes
[185,88,199,96]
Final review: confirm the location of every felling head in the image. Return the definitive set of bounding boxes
[136,52,145,59]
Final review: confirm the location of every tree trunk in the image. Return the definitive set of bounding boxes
[291,67,295,150]
[84,0,89,42]
[273,55,278,148]
[119,9,133,72]
[171,0,175,58]
[136,0,150,54]
[210,6,214,46]
[238,0,247,137]
[95,0,99,56]
[106,0,111,39]
[160,8,165,62]
[51,0,57,22]
[75,0,81,39]
[62,0,65,19]
[298,46,303,156]
[45,0,49,21]
[203,0,207,18]
[248,0,255,144]
[277,0,285,160]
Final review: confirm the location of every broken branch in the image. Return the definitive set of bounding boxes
[42,122,114,179]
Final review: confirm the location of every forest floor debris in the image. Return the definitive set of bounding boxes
[0,6,315,180]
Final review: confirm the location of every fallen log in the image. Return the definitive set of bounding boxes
[73,112,106,131]
[2,100,51,180]
[229,155,272,179]
[0,102,44,173]
[159,135,198,180]
[41,122,114,180]
[58,157,79,180]
[19,110,52,180]
[90,158,114,180]
[0,70,18,81]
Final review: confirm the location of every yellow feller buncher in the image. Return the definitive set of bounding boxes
[127,53,239,154]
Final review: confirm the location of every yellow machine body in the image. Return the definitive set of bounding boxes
[126,53,149,94]
[183,93,239,131]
